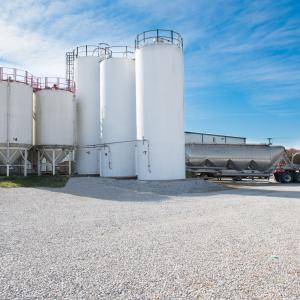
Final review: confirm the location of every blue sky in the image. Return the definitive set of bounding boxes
[1,0,299,147]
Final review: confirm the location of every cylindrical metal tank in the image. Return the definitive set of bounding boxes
[100,46,136,177]
[73,45,106,175]
[35,89,75,147]
[135,30,185,180]
[186,144,286,172]
[0,70,33,166]
[34,78,75,175]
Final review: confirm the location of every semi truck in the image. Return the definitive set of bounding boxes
[185,143,300,183]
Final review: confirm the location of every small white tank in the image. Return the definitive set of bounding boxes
[35,88,75,147]
[0,68,33,166]
[100,46,136,177]
[74,45,106,175]
[135,30,186,180]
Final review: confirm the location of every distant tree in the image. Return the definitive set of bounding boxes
[287,148,300,164]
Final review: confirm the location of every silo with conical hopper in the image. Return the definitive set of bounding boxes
[0,67,34,176]
[135,30,186,180]
[99,46,136,177]
[34,77,75,175]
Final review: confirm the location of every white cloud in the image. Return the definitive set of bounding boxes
[0,0,138,77]
[0,19,69,76]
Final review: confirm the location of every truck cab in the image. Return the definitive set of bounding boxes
[273,152,300,183]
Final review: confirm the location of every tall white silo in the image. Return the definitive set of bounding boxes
[73,45,106,175]
[35,77,75,175]
[0,67,33,176]
[135,30,186,180]
[100,46,136,177]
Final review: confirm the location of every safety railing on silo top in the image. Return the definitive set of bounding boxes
[0,67,36,86]
[102,46,135,59]
[35,77,75,93]
[0,66,75,93]
[73,44,109,58]
[135,29,183,49]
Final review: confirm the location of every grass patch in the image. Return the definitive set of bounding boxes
[0,175,69,188]
[186,171,196,178]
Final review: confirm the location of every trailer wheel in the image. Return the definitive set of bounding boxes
[233,177,242,181]
[280,172,293,184]
[293,172,300,183]
[274,173,281,182]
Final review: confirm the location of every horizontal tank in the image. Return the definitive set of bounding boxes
[186,144,286,172]
[100,46,136,177]
[35,89,75,147]
[135,30,185,180]
[0,74,33,165]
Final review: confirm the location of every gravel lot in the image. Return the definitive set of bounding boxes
[0,177,299,299]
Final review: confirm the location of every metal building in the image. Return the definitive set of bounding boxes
[99,46,136,177]
[185,132,246,144]
[135,30,185,180]
[73,45,107,175]
[34,77,75,175]
[0,67,34,176]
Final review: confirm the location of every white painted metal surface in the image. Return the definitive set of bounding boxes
[0,81,33,165]
[35,89,75,147]
[74,56,101,175]
[100,57,136,177]
[135,42,185,180]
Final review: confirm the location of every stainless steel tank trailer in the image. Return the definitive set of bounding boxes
[186,143,300,183]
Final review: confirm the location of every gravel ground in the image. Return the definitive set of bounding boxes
[0,177,299,299]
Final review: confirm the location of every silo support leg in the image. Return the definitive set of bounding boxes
[24,150,28,177]
[52,150,56,176]
[37,151,41,176]
[6,163,9,177]
[68,152,72,176]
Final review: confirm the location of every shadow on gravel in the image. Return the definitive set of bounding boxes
[220,186,300,200]
[40,177,227,202]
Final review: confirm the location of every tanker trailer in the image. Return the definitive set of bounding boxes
[186,144,289,180]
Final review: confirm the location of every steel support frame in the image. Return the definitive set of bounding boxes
[0,146,31,177]
[36,147,74,176]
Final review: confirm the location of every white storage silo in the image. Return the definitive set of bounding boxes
[135,30,186,180]
[73,45,106,175]
[35,78,75,175]
[100,46,136,177]
[0,67,33,176]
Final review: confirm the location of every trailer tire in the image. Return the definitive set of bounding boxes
[280,172,293,184]
[293,172,300,183]
[233,177,242,181]
[274,173,281,182]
